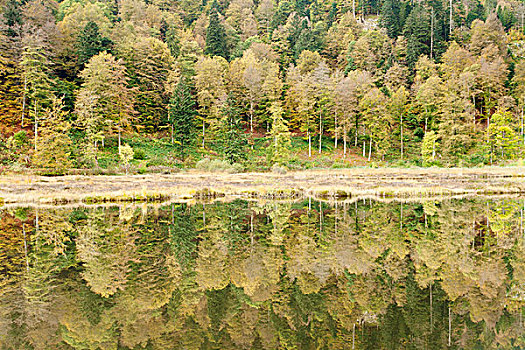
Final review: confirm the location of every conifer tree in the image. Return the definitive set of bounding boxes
[205,0,229,60]
[403,5,431,68]
[220,94,247,164]
[76,21,113,67]
[169,78,197,159]
[380,0,401,38]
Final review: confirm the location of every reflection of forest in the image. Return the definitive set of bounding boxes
[1,199,525,349]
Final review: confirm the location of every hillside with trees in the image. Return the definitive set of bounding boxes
[1,0,525,173]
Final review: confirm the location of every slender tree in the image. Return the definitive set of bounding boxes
[169,78,197,159]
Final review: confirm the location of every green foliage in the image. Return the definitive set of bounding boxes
[267,102,292,165]
[488,111,521,162]
[421,130,439,166]
[169,78,197,159]
[195,157,244,173]
[76,21,113,67]
[205,1,229,60]
[33,98,73,175]
[119,143,134,174]
[219,94,248,164]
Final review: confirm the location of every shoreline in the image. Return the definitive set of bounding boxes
[1,167,525,206]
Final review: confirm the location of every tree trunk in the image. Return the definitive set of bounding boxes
[352,0,356,18]
[400,113,404,160]
[355,115,358,146]
[343,124,347,158]
[448,307,452,346]
[334,113,338,150]
[308,131,311,158]
[23,224,28,272]
[202,120,205,148]
[34,103,38,152]
[118,127,122,154]
[362,140,365,158]
[430,7,434,58]
[449,0,453,35]
[368,139,372,161]
[250,101,254,133]
[430,283,433,330]
[21,76,27,128]
[319,109,322,154]
[521,105,525,145]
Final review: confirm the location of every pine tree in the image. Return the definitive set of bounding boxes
[169,78,197,159]
[220,94,247,164]
[205,0,229,59]
[76,21,113,67]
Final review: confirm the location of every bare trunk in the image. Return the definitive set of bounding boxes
[23,224,28,272]
[521,106,525,145]
[34,102,38,152]
[354,115,358,146]
[430,7,434,59]
[202,120,205,148]
[448,307,452,346]
[400,113,404,160]
[449,0,453,35]
[21,76,27,128]
[319,109,322,154]
[308,131,311,158]
[343,124,347,157]
[352,0,356,19]
[430,283,433,330]
[169,110,173,144]
[368,139,372,161]
[118,128,121,154]
[334,113,338,150]
[362,140,365,158]
[250,101,254,133]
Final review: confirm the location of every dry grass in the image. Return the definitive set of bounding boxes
[1,167,525,206]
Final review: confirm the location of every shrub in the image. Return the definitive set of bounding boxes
[195,158,244,173]
[271,163,287,174]
[133,148,147,160]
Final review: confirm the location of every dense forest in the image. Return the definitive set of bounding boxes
[1,0,525,173]
[2,199,525,348]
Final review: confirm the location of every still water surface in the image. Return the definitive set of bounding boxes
[1,198,525,349]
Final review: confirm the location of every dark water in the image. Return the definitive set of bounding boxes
[1,198,525,349]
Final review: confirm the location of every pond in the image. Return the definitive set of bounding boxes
[1,198,525,349]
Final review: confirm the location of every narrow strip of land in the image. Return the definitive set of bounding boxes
[1,167,525,205]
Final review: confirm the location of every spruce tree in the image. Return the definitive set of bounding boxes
[205,1,229,60]
[220,94,247,164]
[403,5,431,68]
[76,21,113,67]
[169,78,197,159]
[380,0,401,38]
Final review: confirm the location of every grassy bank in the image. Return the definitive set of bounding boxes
[2,167,525,206]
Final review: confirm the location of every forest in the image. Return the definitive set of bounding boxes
[1,0,525,173]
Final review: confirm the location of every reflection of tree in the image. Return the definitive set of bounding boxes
[3,199,525,348]
[76,209,137,297]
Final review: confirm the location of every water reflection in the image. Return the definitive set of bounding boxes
[1,198,525,349]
